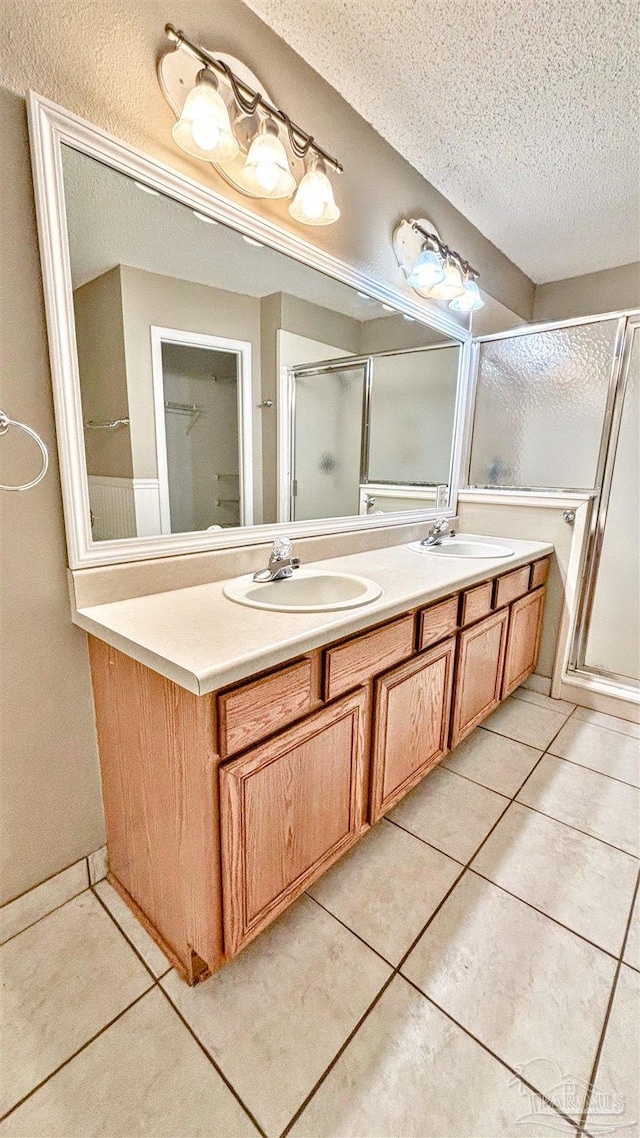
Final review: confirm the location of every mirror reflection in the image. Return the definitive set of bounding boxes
[62,145,462,541]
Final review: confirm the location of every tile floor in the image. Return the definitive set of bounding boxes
[2,693,639,1138]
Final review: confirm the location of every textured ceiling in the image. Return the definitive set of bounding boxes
[244,0,639,283]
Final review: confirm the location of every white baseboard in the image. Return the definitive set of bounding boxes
[522,673,552,696]
[1,844,108,945]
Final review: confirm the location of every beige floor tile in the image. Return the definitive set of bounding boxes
[388,766,508,862]
[473,803,639,956]
[586,965,640,1138]
[483,695,568,749]
[0,891,152,1115]
[443,728,542,797]
[402,873,616,1118]
[94,880,171,977]
[161,894,390,1136]
[574,706,640,740]
[550,719,640,788]
[308,819,461,963]
[289,976,576,1137]
[0,860,88,946]
[623,889,640,972]
[517,755,640,857]
[511,687,576,716]
[0,988,258,1138]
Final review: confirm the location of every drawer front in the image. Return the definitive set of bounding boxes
[418,595,458,650]
[494,565,531,609]
[530,557,550,589]
[460,581,493,627]
[370,637,456,821]
[220,689,369,956]
[324,614,415,700]
[218,658,318,757]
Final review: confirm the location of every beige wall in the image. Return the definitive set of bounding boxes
[74,267,132,479]
[534,262,640,322]
[0,0,534,904]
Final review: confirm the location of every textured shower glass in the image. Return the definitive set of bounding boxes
[368,345,459,485]
[469,321,619,489]
[293,365,365,521]
[584,325,639,681]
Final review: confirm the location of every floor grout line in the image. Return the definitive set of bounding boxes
[384,815,466,865]
[514,799,640,860]
[0,985,156,1124]
[0,888,91,950]
[155,982,269,1138]
[304,891,396,969]
[545,748,640,791]
[578,867,640,1135]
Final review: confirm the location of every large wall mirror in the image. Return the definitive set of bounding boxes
[30,95,469,566]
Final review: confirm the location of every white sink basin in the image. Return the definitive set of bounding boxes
[408,537,514,559]
[223,569,382,612]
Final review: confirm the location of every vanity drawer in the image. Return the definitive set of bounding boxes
[418,595,458,650]
[493,565,531,610]
[218,657,319,757]
[324,615,415,700]
[530,557,550,589]
[460,581,493,627]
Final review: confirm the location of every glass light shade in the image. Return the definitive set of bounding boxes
[289,159,340,225]
[449,279,484,312]
[427,259,466,300]
[172,70,239,163]
[407,247,445,289]
[242,120,296,198]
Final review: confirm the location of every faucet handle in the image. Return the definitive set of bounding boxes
[271,536,292,561]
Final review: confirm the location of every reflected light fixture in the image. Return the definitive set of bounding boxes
[242,118,296,198]
[289,157,340,225]
[160,25,342,224]
[397,219,484,312]
[172,68,239,162]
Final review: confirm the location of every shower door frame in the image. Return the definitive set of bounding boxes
[464,307,640,704]
[569,314,640,690]
[150,326,254,533]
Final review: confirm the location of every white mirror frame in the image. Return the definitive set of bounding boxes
[28,91,472,568]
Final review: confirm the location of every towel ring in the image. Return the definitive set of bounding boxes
[0,409,49,492]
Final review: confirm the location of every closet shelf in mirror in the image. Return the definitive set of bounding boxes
[84,418,130,430]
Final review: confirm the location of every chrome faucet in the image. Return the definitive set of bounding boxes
[420,516,454,548]
[253,537,301,582]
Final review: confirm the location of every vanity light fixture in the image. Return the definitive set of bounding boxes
[172,69,239,162]
[242,118,296,198]
[159,25,342,224]
[396,219,484,312]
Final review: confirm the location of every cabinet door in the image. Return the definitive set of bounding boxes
[370,637,456,822]
[450,609,509,747]
[502,586,546,698]
[220,689,368,956]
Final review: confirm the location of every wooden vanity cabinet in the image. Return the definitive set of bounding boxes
[450,608,509,747]
[502,586,546,698]
[370,637,456,822]
[88,552,549,984]
[220,688,369,956]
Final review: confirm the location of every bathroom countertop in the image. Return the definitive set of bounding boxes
[73,536,554,695]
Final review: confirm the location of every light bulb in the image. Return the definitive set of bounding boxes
[242,119,296,199]
[449,279,484,312]
[172,69,239,163]
[289,158,340,226]
[407,247,445,290]
[427,259,465,300]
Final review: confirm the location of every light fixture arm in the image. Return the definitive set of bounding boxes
[165,24,343,174]
[411,221,479,280]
